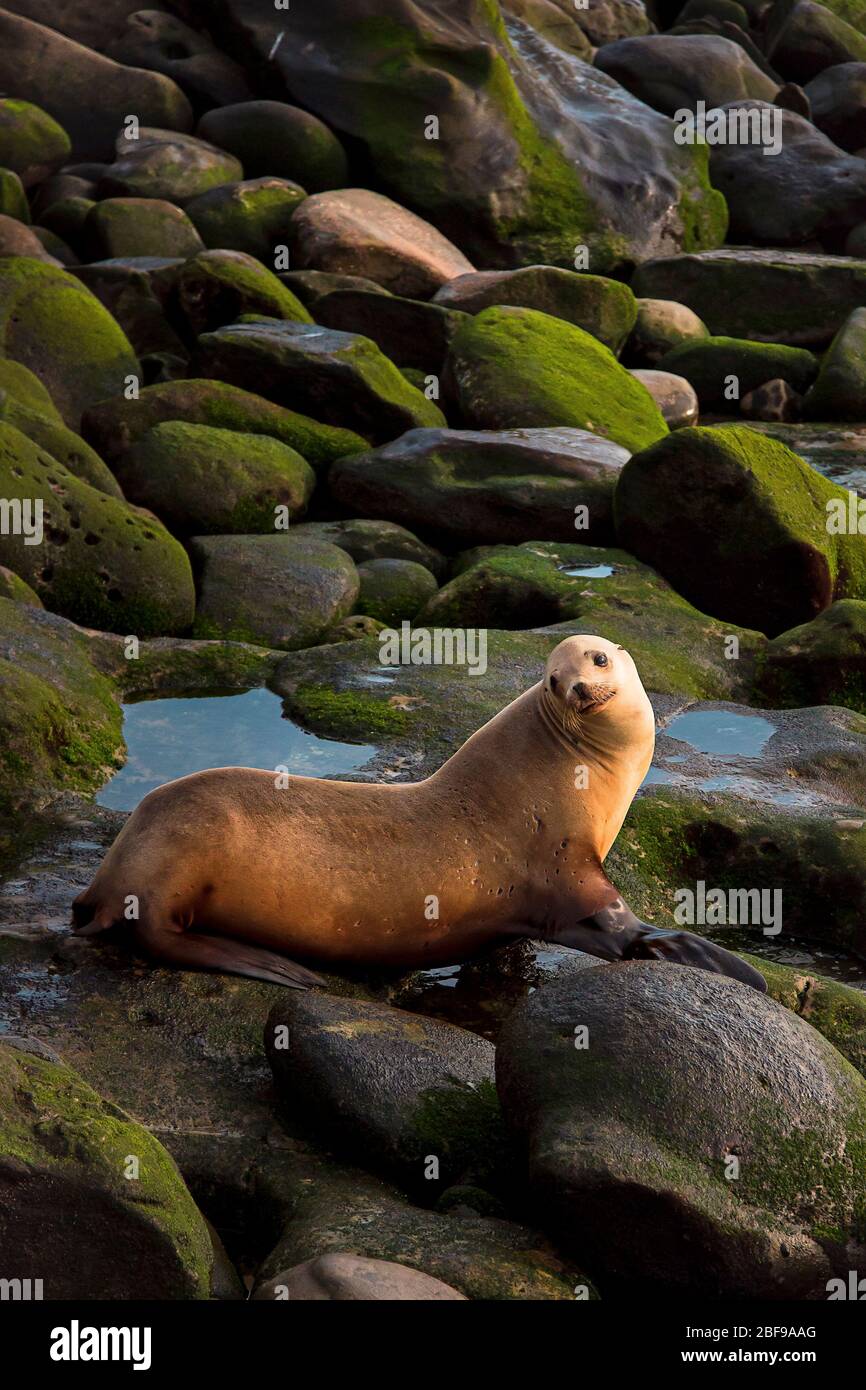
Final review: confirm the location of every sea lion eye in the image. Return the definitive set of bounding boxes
[594,654,608,667]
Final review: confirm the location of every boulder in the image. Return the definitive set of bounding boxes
[658,337,819,410]
[172,249,312,336]
[445,306,668,451]
[0,167,30,222]
[196,321,446,444]
[185,179,307,262]
[0,565,40,605]
[289,518,446,579]
[265,992,498,1193]
[104,9,251,112]
[628,369,699,428]
[741,378,803,421]
[0,98,70,186]
[754,598,866,712]
[497,963,866,1297]
[614,424,866,635]
[0,391,122,495]
[84,197,204,260]
[0,1038,214,1298]
[710,102,866,244]
[766,0,866,83]
[0,422,195,634]
[289,189,475,298]
[0,214,58,262]
[115,421,316,535]
[99,128,241,204]
[356,558,439,625]
[0,11,193,162]
[329,426,630,547]
[197,100,348,193]
[314,289,468,373]
[594,33,778,111]
[433,267,638,353]
[632,248,866,347]
[240,0,725,272]
[803,307,866,419]
[190,534,359,649]
[252,1253,467,1301]
[805,61,866,149]
[82,377,367,473]
[0,257,139,428]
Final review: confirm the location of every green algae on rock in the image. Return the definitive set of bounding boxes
[82,377,366,474]
[0,423,195,635]
[84,197,204,261]
[197,320,446,444]
[804,307,866,420]
[0,257,139,428]
[185,177,307,262]
[433,266,638,354]
[445,306,669,451]
[356,558,439,626]
[754,599,866,713]
[0,356,61,418]
[0,98,70,187]
[0,1039,214,1298]
[614,424,866,636]
[0,598,122,794]
[0,390,122,496]
[197,100,348,193]
[0,167,30,223]
[116,420,316,535]
[658,336,819,411]
[174,248,312,336]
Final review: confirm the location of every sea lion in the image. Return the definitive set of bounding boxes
[72,635,766,992]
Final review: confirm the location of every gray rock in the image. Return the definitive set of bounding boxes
[104,9,251,112]
[709,101,866,244]
[289,518,446,580]
[315,289,468,373]
[329,426,630,547]
[252,1252,467,1300]
[356,558,439,625]
[766,0,866,83]
[496,963,866,1296]
[99,127,242,204]
[191,534,359,649]
[594,34,778,112]
[197,100,349,193]
[266,991,498,1193]
[741,378,803,421]
[806,61,866,150]
[627,297,709,365]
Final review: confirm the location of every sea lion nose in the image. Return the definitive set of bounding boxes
[571,682,591,701]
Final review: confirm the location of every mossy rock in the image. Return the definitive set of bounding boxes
[0,422,195,635]
[445,306,668,452]
[0,598,122,793]
[329,425,629,548]
[174,248,312,336]
[0,1039,214,1298]
[116,420,316,536]
[197,100,348,193]
[0,99,70,187]
[418,540,763,700]
[753,599,866,712]
[356,558,439,625]
[434,267,638,354]
[614,424,866,636]
[191,533,359,650]
[0,356,61,418]
[658,336,819,410]
[0,257,139,427]
[611,788,866,958]
[290,518,446,579]
[804,307,866,420]
[100,128,242,205]
[197,320,446,444]
[0,564,40,605]
[84,197,204,260]
[0,167,29,223]
[256,1161,586,1301]
[497,964,866,1296]
[0,390,121,495]
[753,957,866,1080]
[82,377,366,474]
[185,178,307,262]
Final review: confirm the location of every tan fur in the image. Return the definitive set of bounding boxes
[73,636,655,981]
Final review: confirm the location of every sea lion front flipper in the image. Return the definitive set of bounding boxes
[136,925,324,989]
[549,894,767,993]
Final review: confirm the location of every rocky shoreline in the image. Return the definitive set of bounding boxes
[0,0,865,1302]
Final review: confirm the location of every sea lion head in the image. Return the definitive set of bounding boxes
[542,635,653,740]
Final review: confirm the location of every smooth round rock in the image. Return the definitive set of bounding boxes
[253,1254,467,1301]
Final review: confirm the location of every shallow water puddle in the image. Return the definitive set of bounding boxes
[662,709,777,760]
[97,687,378,812]
[558,563,615,578]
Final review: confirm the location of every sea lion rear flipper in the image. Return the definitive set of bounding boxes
[137,926,324,989]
